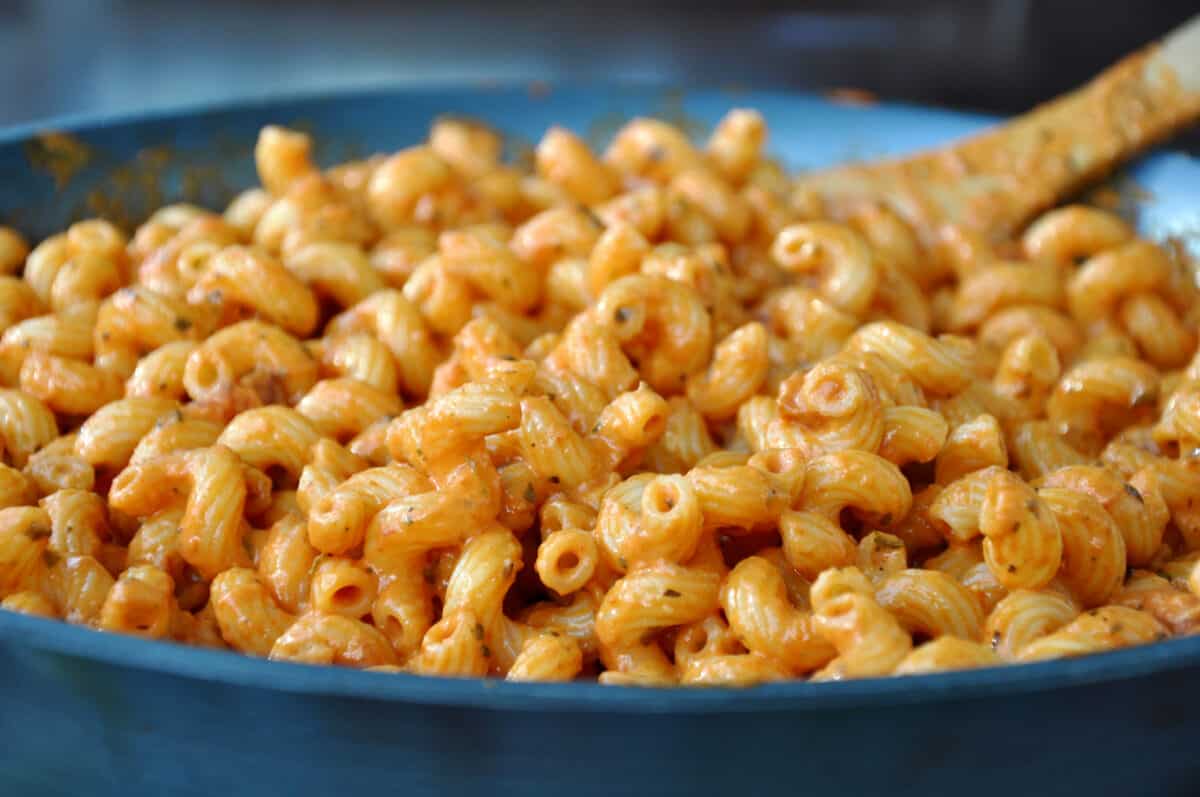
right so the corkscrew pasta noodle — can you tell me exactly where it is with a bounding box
[0,111,1196,686]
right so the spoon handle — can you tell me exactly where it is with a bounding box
[799,14,1200,242]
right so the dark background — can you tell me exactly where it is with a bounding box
[0,0,1196,126]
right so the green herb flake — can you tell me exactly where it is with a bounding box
[581,204,604,229]
[663,589,681,598]
[1124,483,1144,503]
[523,483,537,503]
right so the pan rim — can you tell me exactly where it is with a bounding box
[0,81,999,147]
[5,607,1200,713]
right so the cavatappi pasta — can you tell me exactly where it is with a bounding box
[0,112,1197,687]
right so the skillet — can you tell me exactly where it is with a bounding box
[0,85,1198,797]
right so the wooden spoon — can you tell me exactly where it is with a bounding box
[795,14,1200,243]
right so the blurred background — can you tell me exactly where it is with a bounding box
[0,0,1196,127]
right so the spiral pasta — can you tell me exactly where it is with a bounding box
[0,111,1195,687]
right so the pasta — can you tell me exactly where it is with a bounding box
[1,111,1197,687]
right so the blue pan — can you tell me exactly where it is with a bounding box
[1,87,1198,797]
